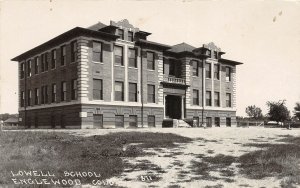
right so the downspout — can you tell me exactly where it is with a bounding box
[140,46,144,127]
[24,61,27,128]
[201,58,205,126]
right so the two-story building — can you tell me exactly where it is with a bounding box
[12,19,242,129]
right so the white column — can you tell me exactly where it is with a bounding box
[181,96,185,119]
[124,46,128,102]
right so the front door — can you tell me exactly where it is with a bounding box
[165,95,181,119]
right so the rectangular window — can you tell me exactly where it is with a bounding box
[93,79,103,100]
[215,117,220,127]
[206,117,212,127]
[20,62,25,79]
[93,114,103,128]
[193,89,199,105]
[71,79,77,100]
[214,92,220,107]
[148,115,155,127]
[129,115,137,127]
[226,67,231,82]
[34,88,39,105]
[147,52,155,70]
[213,51,218,59]
[92,41,102,62]
[61,82,66,101]
[52,84,56,103]
[51,49,56,69]
[147,84,155,103]
[41,54,45,72]
[115,81,124,101]
[128,48,137,68]
[192,60,199,76]
[129,83,137,102]
[193,116,199,127]
[128,31,134,42]
[45,85,48,104]
[226,93,232,107]
[226,117,231,127]
[27,90,31,106]
[61,45,66,66]
[115,115,124,128]
[34,57,39,74]
[206,91,212,106]
[21,91,25,107]
[45,52,49,71]
[207,50,211,57]
[114,45,123,66]
[117,29,124,40]
[71,41,77,62]
[41,86,44,104]
[205,63,211,78]
[27,60,31,77]
[214,64,220,80]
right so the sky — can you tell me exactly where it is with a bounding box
[0,0,300,116]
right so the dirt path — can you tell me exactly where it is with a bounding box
[70,127,300,188]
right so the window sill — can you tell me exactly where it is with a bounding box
[128,67,138,70]
[93,61,104,64]
[92,99,104,101]
[147,69,155,72]
[114,65,125,68]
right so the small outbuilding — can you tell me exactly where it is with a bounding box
[4,117,19,127]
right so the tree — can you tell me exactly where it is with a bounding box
[294,102,300,120]
[245,105,263,119]
[266,100,290,123]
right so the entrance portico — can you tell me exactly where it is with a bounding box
[164,95,185,119]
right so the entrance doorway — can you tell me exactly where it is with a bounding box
[165,95,182,119]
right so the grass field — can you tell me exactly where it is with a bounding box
[0,128,300,187]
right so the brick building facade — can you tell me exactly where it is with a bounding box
[12,19,242,129]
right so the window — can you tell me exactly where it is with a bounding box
[192,60,199,76]
[215,117,220,127]
[61,82,66,101]
[226,93,231,107]
[115,115,124,128]
[205,63,211,78]
[206,117,212,127]
[147,85,155,103]
[21,91,24,107]
[129,83,137,102]
[207,50,211,57]
[214,64,220,80]
[93,114,103,128]
[45,52,49,71]
[71,79,77,100]
[93,79,103,100]
[115,81,124,101]
[213,51,218,59]
[117,29,124,40]
[148,115,155,127]
[27,90,31,106]
[129,115,137,127]
[27,60,31,77]
[51,49,56,69]
[20,62,25,79]
[92,41,102,62]
[51,114,55,128]
[71,41,77,62]
[61,45,66,66]
[193,89,199,105]
[226,117,231,127]
[225,67,231,82]
[206,91,212,106]
[147,52,155,70]
[41,54,45,72]
[34,115,38,128]
[114,46,123,66]
[128,48,137,68]
[61,114,65,128]
[52,84,56,103]
[34,57,39,74]
[128,31,134,42]
[193,117,199,127]
[41,85,48,104]
[34,88,39,105]
[214,92,220,107]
